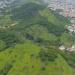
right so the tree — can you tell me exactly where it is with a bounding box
[0,40,6,51]
[39,47,57,62]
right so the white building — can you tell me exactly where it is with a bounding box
[59,45,66,51]
[66,24,75,33]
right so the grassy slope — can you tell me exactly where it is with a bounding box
[0,41,74,75]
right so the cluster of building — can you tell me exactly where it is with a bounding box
[66,24,75,33]
[48,0,75,18]
[60,9,75,18]
[59,45,75,52]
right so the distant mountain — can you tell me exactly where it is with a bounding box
[0,0,15,8]
[0,0,15,15]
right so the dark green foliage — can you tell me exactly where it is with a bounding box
[11,3,44,20]
[41,66,46,71]
[39,47,57,62]
[0,40,6,51]
[26,33,34,40]
[52,10,70,24]
[0,31,20,47]
[33,15,66,36]
[0,64,12,75]
[60,51,75,68]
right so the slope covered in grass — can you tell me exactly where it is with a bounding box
[0,41,74,75]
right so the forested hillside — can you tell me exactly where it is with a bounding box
[0,0,75,75]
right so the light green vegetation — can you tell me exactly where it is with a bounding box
[0,41,74,75]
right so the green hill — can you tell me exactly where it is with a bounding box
[0,1,75,75]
